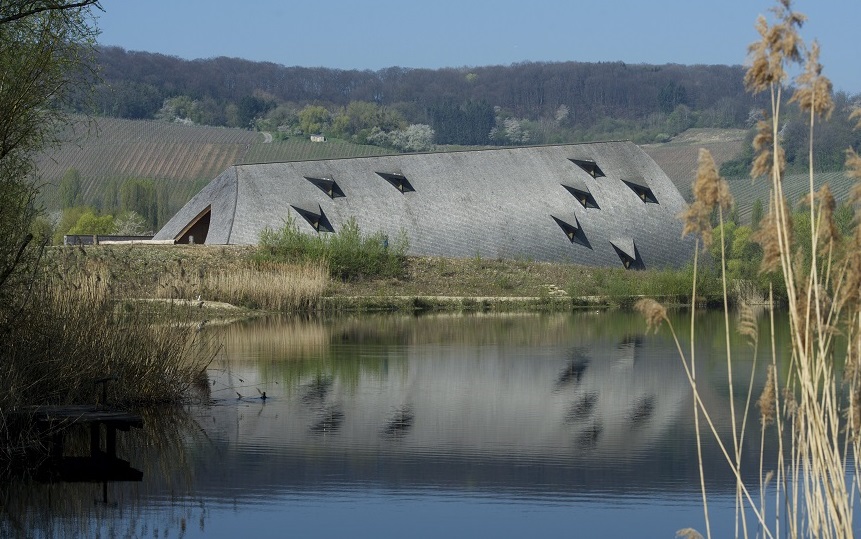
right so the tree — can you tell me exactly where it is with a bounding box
[113,210,148,235]
[0,1,100,306]
[658,81,689,114]
[53,206,89,244]
[428,99,495,145]
[750,198,763,229]
[119,178,158,230]
[67,210,114,235]
[237,95,273,128]
[396,124,435,152]
[100,178,119,211]
[58,168,82,207]
[298,105,330,135]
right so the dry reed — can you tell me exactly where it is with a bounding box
[202,262,328,312]
[0,251,217,462]
[638,2,861,537]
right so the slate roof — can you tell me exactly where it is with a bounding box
[154,141,696,268]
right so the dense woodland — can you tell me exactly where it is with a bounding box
[78,48,769,145]
[87,48,753,124]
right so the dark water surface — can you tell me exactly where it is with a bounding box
[3,310,791,538]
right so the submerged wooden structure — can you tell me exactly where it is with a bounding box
[25,404,144,484]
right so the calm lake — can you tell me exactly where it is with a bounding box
[3,309,794,538]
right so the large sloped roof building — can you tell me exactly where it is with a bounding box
[154,141,695,269]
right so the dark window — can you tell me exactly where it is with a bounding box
[609,238,643,270]
[175,205,211,244]
[290,204,334,233]
[304,176,345,199]
[561,184,599,209]
[621,177,658,204]
[569,158,605,178]
[551,215,592,249]
[376,172,415,193]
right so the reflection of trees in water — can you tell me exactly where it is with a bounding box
[217,311,666,400]
[1,311,793,536]
[0,408,207,538]
[199,311,784,494]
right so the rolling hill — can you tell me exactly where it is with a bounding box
[35,117,391,216]
[40,117,846,232]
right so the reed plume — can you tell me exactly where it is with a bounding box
[646,2,861,536]
[633,298,666,333]
[681,149,733,247]
[757,368,776,426]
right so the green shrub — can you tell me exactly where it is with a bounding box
[256,215,408,281]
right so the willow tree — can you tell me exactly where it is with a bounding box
[0,1,100,313]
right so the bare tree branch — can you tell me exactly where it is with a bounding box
[0,1,102,26]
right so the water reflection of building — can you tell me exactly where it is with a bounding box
[195,313,774,498]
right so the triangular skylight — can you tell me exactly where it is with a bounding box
[304,176,345,199]
[551,215,591,249]
[609,238,641,269]
[569,158,605,178]
[621,177,658,204]
[561,183,599,209]
[290,203,334,233]
[376,172,415,193]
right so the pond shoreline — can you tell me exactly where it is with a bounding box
[319,294,705,313]
[46,244,727,316]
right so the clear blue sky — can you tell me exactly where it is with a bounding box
[96,0,861,93]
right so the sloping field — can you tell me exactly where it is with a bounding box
[35,118,393,189]
[35,119,759,224]
[36,117,260,185]
[240,138,392,163]
[642,128,748,199]
[641,129,858,225]
[726,171,854,224]
[34,118,401,215]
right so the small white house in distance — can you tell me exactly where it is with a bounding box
[310,134,326,142]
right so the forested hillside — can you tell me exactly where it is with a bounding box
[83,47,764,145]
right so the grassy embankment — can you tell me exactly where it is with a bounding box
[48,241,725,316]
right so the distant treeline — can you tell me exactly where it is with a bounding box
[79,48,761,141]
[76,47,860,171]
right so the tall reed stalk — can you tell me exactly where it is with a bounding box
[638,1,861,536]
